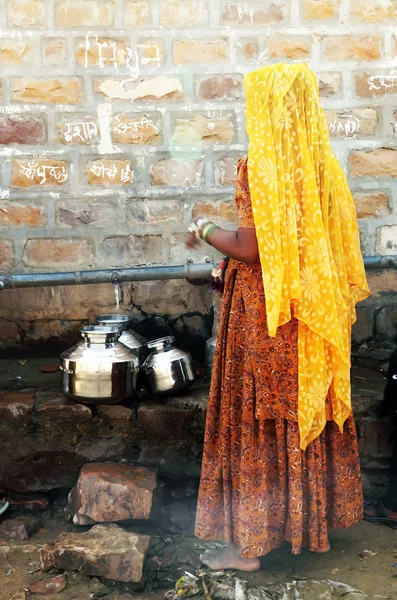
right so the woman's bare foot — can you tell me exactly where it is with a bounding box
[200,543,260,572]
[365,500,397,520]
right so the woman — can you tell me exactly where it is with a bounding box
[186,63,370,571]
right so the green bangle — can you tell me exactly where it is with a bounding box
[202,224,219,244]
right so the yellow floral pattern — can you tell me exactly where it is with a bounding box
[244,63,370,450]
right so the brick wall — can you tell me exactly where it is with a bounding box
[0,0,397,353]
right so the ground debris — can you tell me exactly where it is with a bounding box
[359,550,378,560]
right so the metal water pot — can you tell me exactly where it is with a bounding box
[142,336,195,395]
[95,314,147,365]
[205,335,217,379]
[60,325,139,404]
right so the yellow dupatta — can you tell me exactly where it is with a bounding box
[244,63,370,450]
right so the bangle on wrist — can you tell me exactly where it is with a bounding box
[202,223,219,244]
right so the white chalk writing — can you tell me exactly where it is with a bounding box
[114,116,153,141]
[368,75,397,91]
[19,162,67,185]
[328,115,360,137]
[90,161,118,180]
[121,163,133,183]
[63,121,98,144]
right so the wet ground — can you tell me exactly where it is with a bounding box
[0,508,396,600]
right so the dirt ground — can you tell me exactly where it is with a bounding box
[1,514,396,600]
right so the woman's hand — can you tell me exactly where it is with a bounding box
[185,231,201,249]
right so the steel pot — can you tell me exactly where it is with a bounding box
[205,335,217,379]
[95,314,147,365]
[142,336,195,395]
[60,325,139,404]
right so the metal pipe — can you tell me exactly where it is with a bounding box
[0,262,215,291]
[0,255,396,291]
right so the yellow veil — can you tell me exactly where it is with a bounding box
[244,63,370,450]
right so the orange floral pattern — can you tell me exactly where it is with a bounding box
[195,159,364,558]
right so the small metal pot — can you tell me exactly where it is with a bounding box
[95,314,147,365]
[142,336,195,396]
[60,325,139,405]
[205,335,217,379]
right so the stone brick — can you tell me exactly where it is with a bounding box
[150,158,203,187]
[214,156,238,186]
[196,74,244,101]
[0,239,14,269]
[170,233,221,264]
[304,0,337,20]
[192,199,236,223]
[353,191,391,219]
[68,463,157,524]
[55,0,115,27]
[326,108,379,139]
[7,0,47,28]
[35,391,92,424]
[355,71,397,98]
[130,280,211,317]
[95,76,183,102]
[349,148,397,178]
[42,38,68,66]
[357,417,393,459]
[40,524,150,583]
[350,0,397,23]
[137,39,164,67]
[172,114,234,144]
[56,200,119,228]
[352,308,374,343]
[0,115,46,145]
[86,159,133,186]
[0,203,46,227]
[159,0,208,27]
[12,159,68,188]
[126,199,183,226]
[323,35,381,61]
[75,38,131,68]
[376,307,397,340]
[101,234,164,266]
[56,115,99,146]
[268,37,311,59]
[123,0,151,28]
[0,39,32,63]
[0,516,42,541]
[236,38,259,63]
[23,238,94,269]
[0,319,19,348]
[173,39,229,65]
[11,78,83,104]
[366,270,397,298]
[376,225,397,255]
[317,72,342,97]
[222,0,288,26]
[112,114,161,145]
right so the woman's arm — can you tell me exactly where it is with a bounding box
[186,226,259,265]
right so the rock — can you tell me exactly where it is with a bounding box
[0,390,35,427]
[29,574,66,595]
[35,391,92,424]
[9,593,27,600]
[169,501,192,530]
[0,516,42,540]
[68,462,157,525]
[40,524,150,583]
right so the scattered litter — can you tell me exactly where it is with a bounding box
[0,546,15,575]
[235,579,247,600]
[331,568,339,576]
[175,572,201,597]
[359,549,378,560]
[18,360,27,366]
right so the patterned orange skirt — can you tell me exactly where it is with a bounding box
[195,261,363,558]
